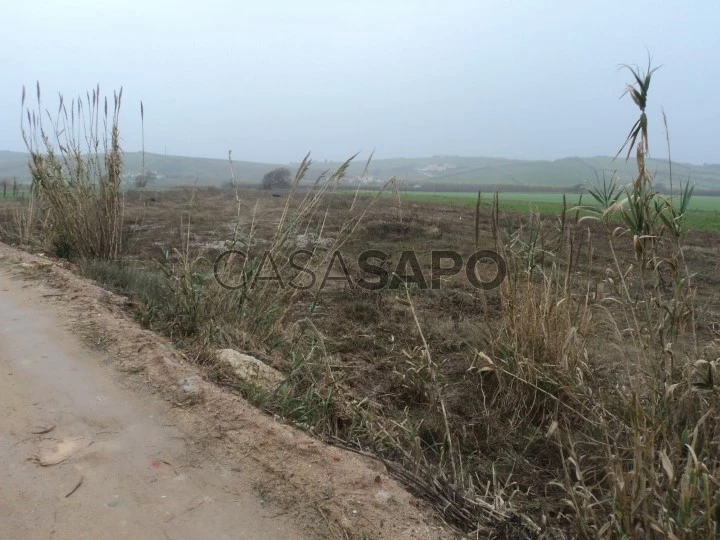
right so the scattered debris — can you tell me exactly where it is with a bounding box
[65,475,85,498]
[31,425,56,435]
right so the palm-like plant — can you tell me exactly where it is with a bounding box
[656,179,695,241]
[612,59,662,256]
[616,59,662,165]
[586,171,621,214]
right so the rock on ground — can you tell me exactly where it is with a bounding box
[216,349,284,390]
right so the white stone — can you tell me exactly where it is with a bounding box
[216,349,284,390]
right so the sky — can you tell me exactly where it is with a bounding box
[1,1,718,164]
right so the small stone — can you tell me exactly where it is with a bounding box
[374,490,393,505]
[163,356,178,368]
[294,233,335,249]
[175,376,203,404]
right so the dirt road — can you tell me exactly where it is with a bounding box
[0,269,302,539]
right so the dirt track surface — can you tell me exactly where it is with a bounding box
[0,269,303,539]
[0,244,449,540]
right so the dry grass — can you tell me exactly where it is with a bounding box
[17,83,124,260]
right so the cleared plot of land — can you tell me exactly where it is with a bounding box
[3,185,720,537]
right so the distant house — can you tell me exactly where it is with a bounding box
[347,174,382,185]
[417,163,457,174]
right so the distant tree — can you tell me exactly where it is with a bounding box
[134,170,158,189]
[262,167,291,190]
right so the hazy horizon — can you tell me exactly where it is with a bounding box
[2,1,718,165]
[4,148,718,169]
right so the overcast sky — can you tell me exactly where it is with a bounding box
[2,1,718,164]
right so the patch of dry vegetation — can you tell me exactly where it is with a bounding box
[15,84,124,260]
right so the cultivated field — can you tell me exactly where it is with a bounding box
[398,191,720,231]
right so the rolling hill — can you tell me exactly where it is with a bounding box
[1,150,718,192]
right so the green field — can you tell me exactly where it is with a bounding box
[400,191,720,232]
[0,192,28,201]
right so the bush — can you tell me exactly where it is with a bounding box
[261,167,291,190]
